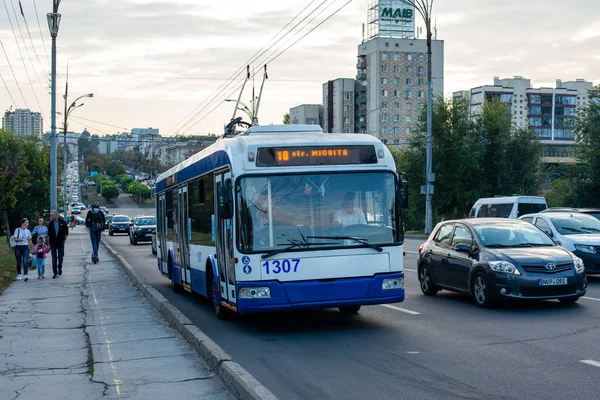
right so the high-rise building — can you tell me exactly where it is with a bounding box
[354,1,444,145]
[453,76,595,163]
[356,37,444,144]
[131,127,159,137]
[2,108,43,137]
[322,78,356,133]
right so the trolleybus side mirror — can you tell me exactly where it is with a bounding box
[398,173,409,209]
[217,184,233,219]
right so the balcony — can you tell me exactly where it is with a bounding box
[357,108,367,116]
[357,96,367,104]
[356,61,367,69]
[356,72,367,80]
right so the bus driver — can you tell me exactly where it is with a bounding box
[333,193,366,228]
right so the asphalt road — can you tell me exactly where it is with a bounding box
[98,200,600,400]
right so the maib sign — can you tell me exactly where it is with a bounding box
[378,0,415,38]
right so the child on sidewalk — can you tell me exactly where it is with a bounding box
[33,236,50,279]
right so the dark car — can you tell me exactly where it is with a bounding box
[541,207,600,220]
[417,218,587,308]
[129,216,156,245]
[108,215,131,236]
[104,215,113,229]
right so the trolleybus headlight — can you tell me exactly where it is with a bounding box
[382,278,404,290]
[239,287,271,299]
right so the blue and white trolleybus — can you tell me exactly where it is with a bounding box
[155,123,408,318]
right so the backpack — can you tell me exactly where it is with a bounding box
[91,211,104,231]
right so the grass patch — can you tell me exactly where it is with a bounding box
[0,240,15,295]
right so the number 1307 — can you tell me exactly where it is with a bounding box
[262,259,300,275]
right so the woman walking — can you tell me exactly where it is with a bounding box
[13,218,33,281]
[31,217,49,244]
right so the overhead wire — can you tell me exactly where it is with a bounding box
[2,0,46,121]
[31,0,49,64]
[17,0,49,75]
[167,0,327,136]
[0,37,29,107]
[181,0,355,135]
[0,70,18,106]
[8,0,47,84]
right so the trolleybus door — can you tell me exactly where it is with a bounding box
[215,171,236,306]
[178,186,191,288]
[158,193,168,275]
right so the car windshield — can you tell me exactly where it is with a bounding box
[236,172,400,253]
[136,217,156,226]
[550,215,600,235]
[474,222,555,247]
[112,216,130,223]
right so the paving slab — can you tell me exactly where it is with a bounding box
[0,228,232,400]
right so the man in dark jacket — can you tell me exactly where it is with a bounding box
[48,210,69,278]
[85,201,105,263]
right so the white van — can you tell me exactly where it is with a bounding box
[468,196,547,219]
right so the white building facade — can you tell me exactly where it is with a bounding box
[2,108,43,137]
[289,104,324,126]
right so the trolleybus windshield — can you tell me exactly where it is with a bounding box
[236,172,400,253]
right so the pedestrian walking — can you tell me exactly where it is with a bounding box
[31,217,49,244]
[85,201,105,264]
[12,218,33,281]
[32,236,50,279]
[48,210,69,279]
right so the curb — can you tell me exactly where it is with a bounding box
[103,241,278,400]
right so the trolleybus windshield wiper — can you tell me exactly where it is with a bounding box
[307,236,383,252]
[261,241,338,259]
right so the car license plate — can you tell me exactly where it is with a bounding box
[538,277,567,286]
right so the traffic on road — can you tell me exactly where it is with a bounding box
[88,192,600,400]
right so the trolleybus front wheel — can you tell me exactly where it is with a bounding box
[339,305,361,314]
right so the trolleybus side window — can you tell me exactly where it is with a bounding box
[189,174,215,246]
[166,191,174,242]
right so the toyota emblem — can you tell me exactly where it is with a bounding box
[545,263,557,271]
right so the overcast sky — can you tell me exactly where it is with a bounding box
[0,0,599,137]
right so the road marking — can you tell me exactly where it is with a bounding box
[406,351,420,354]
[582,296,600,302]
[405,251,419,255]
[405,268,417,272]
[580,360,600,368]
[380,304,421,315]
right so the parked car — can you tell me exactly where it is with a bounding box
[129,216,156,245]
[541,207,600,220]
[519,212,600,274]
[75,216,85,225]
[468,196,547,219]
[100,206,109,215]
[151,233,157,255]
[417,218,587,307]
[104,215,113,229]
[108,215,131,235]
[71,206,81,214]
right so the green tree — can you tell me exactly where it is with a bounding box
[393,96,544,231]
[283,112,290,124]
[0,130,50,238]
[573,85,600,205]
[101,183,120,204]
[105,160,126,178]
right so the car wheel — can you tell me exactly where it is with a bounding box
[339,305,361,314]
[419,265,438,296]
[558,296,579,305]
[473,272,494,308]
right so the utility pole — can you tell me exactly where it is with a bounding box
[47,2,61,211]
[402,0,435,234]
[62,63,68,216]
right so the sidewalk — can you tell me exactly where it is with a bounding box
[0,228,232,400]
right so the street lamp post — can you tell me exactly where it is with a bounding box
[47,3,61,211]
[402,0,435,234]
[62,91,93,215]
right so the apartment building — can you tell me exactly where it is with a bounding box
[289,104,324,126]
[2,108,43,137]
[322,78,356,133]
